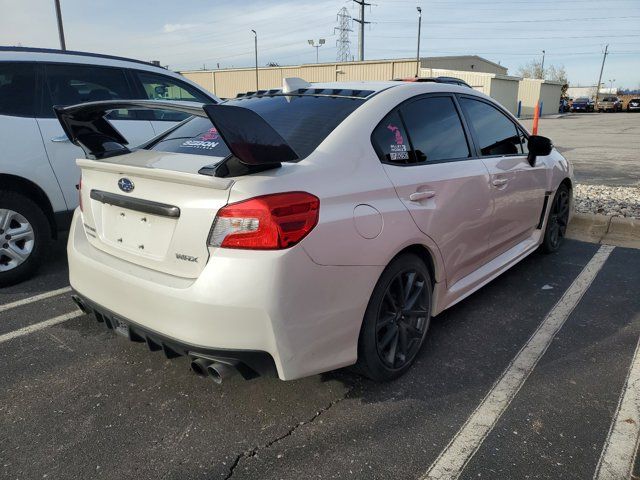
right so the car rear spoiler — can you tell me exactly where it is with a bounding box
[54,100,298,176]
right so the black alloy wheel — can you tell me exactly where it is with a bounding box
[542,184,570,253]
[376,269,429,369]
[356,253,432,381]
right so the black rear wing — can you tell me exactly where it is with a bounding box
[54,100,298,175]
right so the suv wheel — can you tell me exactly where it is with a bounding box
[0,191,51,287]
[355,253,432,382]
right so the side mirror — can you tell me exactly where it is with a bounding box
[527,135,553,166]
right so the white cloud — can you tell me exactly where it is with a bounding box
[162,23,199,33]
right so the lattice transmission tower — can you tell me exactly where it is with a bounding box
[335,7,353,62]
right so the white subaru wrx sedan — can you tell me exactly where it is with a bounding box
[60,78,573,383]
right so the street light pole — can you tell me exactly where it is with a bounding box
[415,7,422,77]
[54,0,66,50]
[251,30,258,91]
[540,50,545,79]
[308,39,326,63]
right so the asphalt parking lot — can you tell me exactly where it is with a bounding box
[521,112,640,187]
[1,235,639,480]
[2,111,640,480]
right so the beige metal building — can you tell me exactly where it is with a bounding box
[420,68,520,114]
[181,58,418,99]
[421,55,508,75]
[517,78,564,116]
[181,55,561,117]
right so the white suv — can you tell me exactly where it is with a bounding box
[0,47,219,285]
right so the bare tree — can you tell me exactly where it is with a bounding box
[518,59,569,97]
[517,59,567,83]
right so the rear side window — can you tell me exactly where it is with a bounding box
[0,62,37,117]
[459,97,522,156]
[400,96,470,163]
[371,110,412,164]
[42,64,134,118]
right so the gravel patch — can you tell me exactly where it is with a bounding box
[574,184,640,219]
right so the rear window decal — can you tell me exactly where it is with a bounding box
[179,140,220,150]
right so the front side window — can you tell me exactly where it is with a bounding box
[0,62,37,117]
[43,64,134,119]
[459,97,522,156]
[400,96,470,163]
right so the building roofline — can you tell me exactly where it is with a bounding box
[0,46,159,68]
[421,55,507,71]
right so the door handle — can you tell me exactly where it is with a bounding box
[492,178,509,187]
[409,191,436,202]
[51,135,71,143]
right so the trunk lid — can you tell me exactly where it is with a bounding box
[78,150,232,278]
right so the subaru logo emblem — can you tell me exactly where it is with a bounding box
[118,178,134,193]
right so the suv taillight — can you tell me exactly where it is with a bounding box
[208,192,320,250]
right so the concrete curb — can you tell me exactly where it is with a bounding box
[566,213,640,249]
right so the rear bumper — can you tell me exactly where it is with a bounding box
[72,293,276,379]
[67,210,381,380]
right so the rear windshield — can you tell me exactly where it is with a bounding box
[147,94,366,159]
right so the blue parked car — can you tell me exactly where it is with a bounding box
[571,97,594,112]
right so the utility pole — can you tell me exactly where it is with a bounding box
[352,0,370,61]
[594,44,608,106]
[54,0,66,50]
[540,50,545,79]
[308,39,326,63]
[251,30,258,91]
[415,7,422,77]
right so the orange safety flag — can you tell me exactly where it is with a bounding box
[532,101,540,135]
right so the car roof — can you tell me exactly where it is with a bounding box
[0,46,220,102]
[0,46,159,68]
[231,80,476,102]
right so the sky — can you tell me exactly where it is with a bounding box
[1,0,639,89]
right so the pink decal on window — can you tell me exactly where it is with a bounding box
[387,124,404,145]
[200,128,219,141]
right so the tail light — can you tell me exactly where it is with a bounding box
[208,192,319,250]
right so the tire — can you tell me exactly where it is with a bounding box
[541,184,570,254]
[355,253,432,382]
[0,191,51,287]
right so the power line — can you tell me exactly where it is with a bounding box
[335,7,353,62]
[352,0,371,61]
[375,15,640,25]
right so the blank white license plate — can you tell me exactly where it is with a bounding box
[100,204,175,258]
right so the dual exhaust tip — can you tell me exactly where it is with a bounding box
[190,357,238,384]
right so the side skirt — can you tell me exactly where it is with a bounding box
[432,232,543,315]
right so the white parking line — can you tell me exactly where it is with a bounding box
[422,244,615,480]
[0,310,84,344]
[594,334,640,480]
[0,286,72,313]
